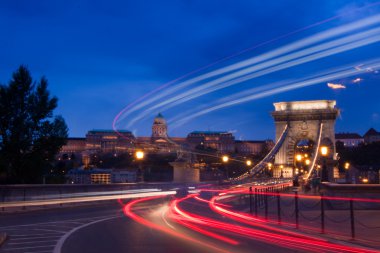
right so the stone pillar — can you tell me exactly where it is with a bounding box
[170,161,200,183]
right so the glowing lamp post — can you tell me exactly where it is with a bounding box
[344,162,350,183]
[246,160,252,174]
[135,150,145,182]
[320,146,329,182]
[321,146,328,156]
[222,155,229,180]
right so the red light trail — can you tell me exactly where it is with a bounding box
[119,188,380,253]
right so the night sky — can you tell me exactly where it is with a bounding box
[1,0,380,140]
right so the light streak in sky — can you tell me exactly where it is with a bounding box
[126,23,380,128]
[327,82,346,89]
[113,10,380,132]
[353,77,363,83]
[169,60,380,128]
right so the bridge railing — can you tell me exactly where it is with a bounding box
[306,122,323,180]
[234,124,289,182]
[214,183,380,246]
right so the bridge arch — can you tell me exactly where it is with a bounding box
[271,100,339,178]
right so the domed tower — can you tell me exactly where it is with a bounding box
[152,113,168,140]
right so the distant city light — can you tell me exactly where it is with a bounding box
[135,150,144,160]
[222,155,229,163]
[320,146,328,156]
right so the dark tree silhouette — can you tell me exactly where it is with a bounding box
[0,66,68,183]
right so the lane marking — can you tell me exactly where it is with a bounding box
[1,244,55,251]
[11,236,61,241]
[0,214,117,229]
[8,239,61,245]
[10,234,61,237]
[53,215,120,253]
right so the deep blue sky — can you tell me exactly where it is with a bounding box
[1,0,380,140]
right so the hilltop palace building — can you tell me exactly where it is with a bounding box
[60,113,272,161]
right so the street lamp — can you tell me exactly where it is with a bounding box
[135,150,144,160]
[246,160,252,166]
[344,162,350,183]
[320,146,329,182]
[135,150,145,182]
[222,155,229,179]
[296,154,303,162]
[320,146,328,156]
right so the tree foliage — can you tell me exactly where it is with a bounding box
[336,142,380,167]
[0,66,68,183]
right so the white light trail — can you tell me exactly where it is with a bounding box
[353,77,363,83]
[129,30,380,127]
[169,60,380,127]
[0,190,176,208]
[114,14,380,127]
[327,82,346,89]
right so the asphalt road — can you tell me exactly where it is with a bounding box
[0,202,122,253]
[0,198,297,253]
[58,198,295,253]
[1,192,378,253]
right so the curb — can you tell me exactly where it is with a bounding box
[0,232,7,247]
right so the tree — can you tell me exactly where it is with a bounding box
[0,65,68,183]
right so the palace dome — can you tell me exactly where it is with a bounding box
[153,113,166,125]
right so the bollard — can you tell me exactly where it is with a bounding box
[277,190,281,224]
[265,188,268,220]
[23,187,26,210]
[321,193,325,234]
[59,188,62,207]
[350,199,355,240]
[249,187,252,214]
[254,188,258,217]
[295,191,299,229]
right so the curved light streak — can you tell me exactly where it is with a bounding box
[171,193,379,253]
[170,59,380,128]
[121,195,231,253]
[127,26,380,127]
[113,13,380,131]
